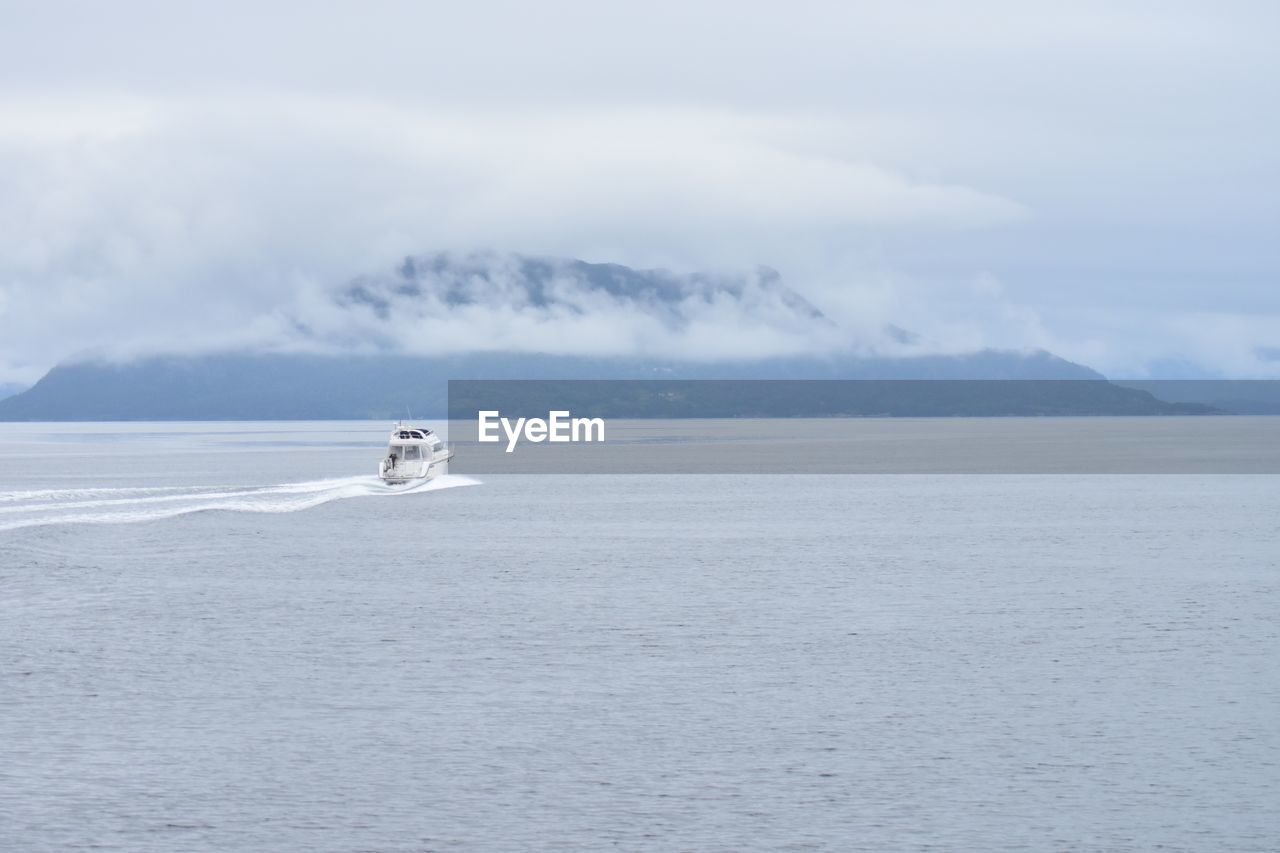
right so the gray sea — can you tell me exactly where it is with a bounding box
[1,421,1277,851]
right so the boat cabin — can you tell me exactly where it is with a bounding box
[380,423,449,483]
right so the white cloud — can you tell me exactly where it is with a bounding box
[0,97,1026,378]
[0,1,1276,381]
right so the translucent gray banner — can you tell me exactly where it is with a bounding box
[445,380,1280,474]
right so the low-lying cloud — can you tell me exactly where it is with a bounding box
[0,98,1035,380]
[1,0,1277,384]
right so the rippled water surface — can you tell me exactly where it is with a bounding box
[2,422,1278,851]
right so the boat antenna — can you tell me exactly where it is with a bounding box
[406,406,413,422]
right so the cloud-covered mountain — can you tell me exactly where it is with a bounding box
[292,251,847,360]
[0,252,1119,420]
[3,7,1277,383]
[346,253,826,323]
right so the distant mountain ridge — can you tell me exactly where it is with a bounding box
[0,350,1187,421]
[340,252,828,328]
[0,251,1169,421]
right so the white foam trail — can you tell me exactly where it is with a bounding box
[0,486,201,503]
[0,475,480,532]
[0,486,281,515]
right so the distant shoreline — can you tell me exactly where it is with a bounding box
[2,412,1278,425]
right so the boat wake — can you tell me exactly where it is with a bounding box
[0,475,480,532]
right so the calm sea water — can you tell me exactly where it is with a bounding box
[1,422,1277,851]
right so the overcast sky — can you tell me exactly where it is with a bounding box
[1,0,1276,381]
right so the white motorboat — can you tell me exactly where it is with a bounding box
[379,423,453,484]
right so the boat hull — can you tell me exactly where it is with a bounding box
[378,457,450,485]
